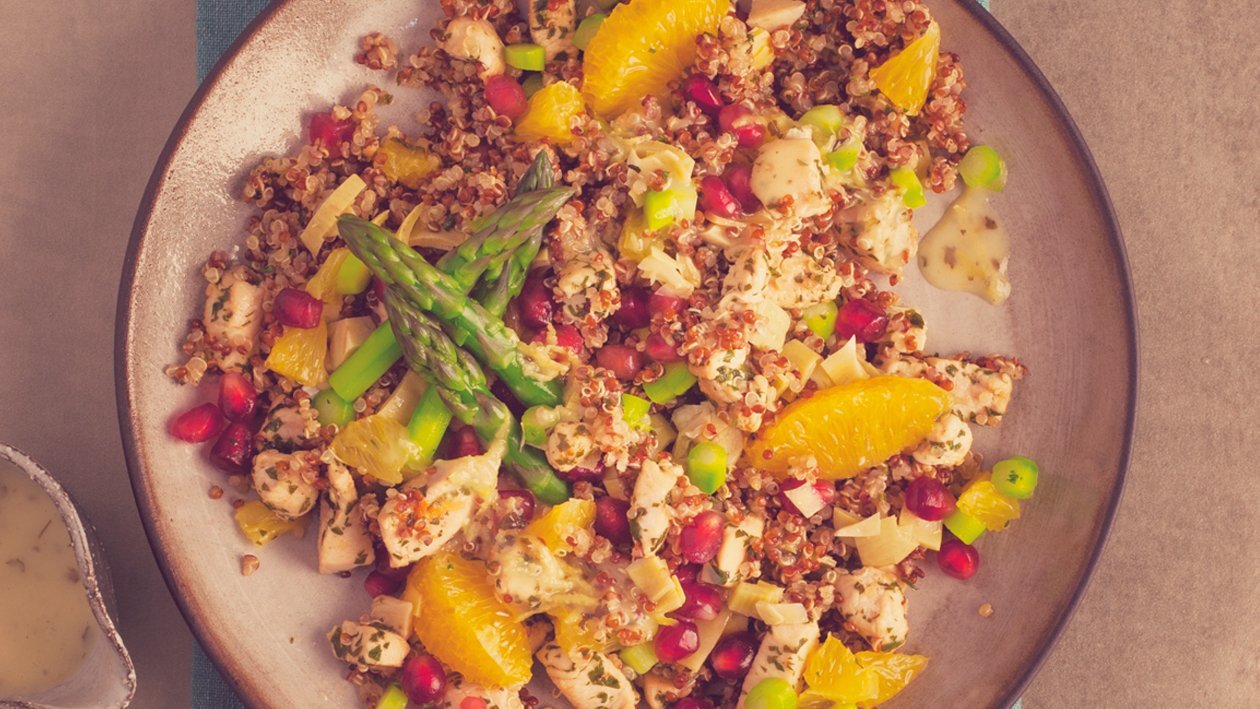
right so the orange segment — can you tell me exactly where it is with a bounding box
[582,0,729,117]
[525,498,595,554]
[408,551,533,688]
[956,473,1021,531]
[802,635,879,704]
[870,21,940,115]
[746,376,950,479]
[514,81,586,145]
[265,320,328,387]
[329,414,414,485]
[855,651,929,708]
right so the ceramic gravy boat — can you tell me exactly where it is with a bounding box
[0,444,136,709]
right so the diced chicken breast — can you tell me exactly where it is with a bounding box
[747,0,806,31]
[202,272,261,371]
[546,420,600,472]
[750,134,828,216]
[318,460,374,574]
[885,356,1016,426]
[442,17,506,79]
[528,0,577,60]
[912,412,973,467]
[327,620,409,669]
[738,621,820,707]
[440,674,527,709]
[766,253,845,310]
[490,534,578,613]
[629,458,684,555]
[258,404,318,452]
[835,566,909,651]
[707,514,764,586]
[844,190,919,275]
[251,449,319,520]
[537,642,637,709]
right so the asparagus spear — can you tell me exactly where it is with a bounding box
[473,229,544,318]
[517,150,556,192]
[383,289,569,503]
[339,215,564,408]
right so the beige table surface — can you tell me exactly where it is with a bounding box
[0,1,1249,707]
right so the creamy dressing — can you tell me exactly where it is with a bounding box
[0,461,97,697]
[917,187,1011,304]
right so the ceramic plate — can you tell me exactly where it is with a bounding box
[117,2,1136,706]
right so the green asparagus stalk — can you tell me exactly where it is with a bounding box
[517,151,556,192]
[339,215,563,408]
[473,230,544,318]
[383,289,569,503]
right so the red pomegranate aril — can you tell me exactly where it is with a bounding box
[679,510,724,564]
[169,402,225,443]
[904,476,956,521]
[373,543,410,578]
[645,334,683,363]
[209,422,254,473]
[675,580,723,621]
[698,175,742,218]
[499,488,537,528]
[654,619,700,663]
[400,653,447,704]
[273,288,324,329]
[308,111,354,148]
[363,569,403,598]
[550,324,584,353]
[835,298,889,343]
[594,496,632,547]
[683,74,725,116]
[708,632,756,680]
[484,75,529,120]
[218,372,258,423]
[675,564,703,582]
[718,104,765,148]
[449,427,483,458]
[723,162,762,213]
[672,699,715,709]
[648,292,686,320]
[372,277,387,303]
[938,539,980,580]
[490,378,526,418]
[778,478,838,517]
[557,465,603,484]
[516,270,554,330]
[613,286,652,329]
[595,345,644,381]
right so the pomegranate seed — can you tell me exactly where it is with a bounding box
[308,111,354,148]
[557,465,603,484]
[679,511,724,564]
[708,632,756,680]
[400,653,447,704]
[593,496,632,547]
[484,75,529,120]
[649,292,686,320]
[613,286,651,329]
[683,74,725,116]
[218,372,258,423]
[645,334,683,363]
[595,345,644,381]
[672,699,715,709]
[723,163,762,212]
[835,298,889,343]
[516,270,554,330]
[698,175,742,218]
[546,324,584,353]
[169,403,225,443]
[363,569,403,598]
[209,422,253,473]
[675,564,703,582]
[490,378,526,418]
[447,427,483,458]
[499,489,537,528]
[718,104,765,148]
[904,477,956,521]
[273,288,323,329]
[938,539,980,580]
[675,580,723,621]
[778,478,838,517]
[372,277,387,302]
[373,544,410,578]
[654,619,700,662]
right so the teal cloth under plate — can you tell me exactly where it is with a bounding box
[190,0,1002,707]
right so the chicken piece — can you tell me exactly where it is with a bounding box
[835,566,910,651]
[489,534,583,614]
[747,0,806,31]
[442,17,506,79]
[327,620,409,669]
[545,420,600,472]
[202,270,261,371]
[843,190,918,275]
[912,412,973,467]
[750,133,828,217]
[376,441,502,567]
[738,621,819,707]
[671,403,746,466]
[537,642,637,709]
[317,460,374,574]
[884,356,1016,426]
[527,0,577,60]
[369,595,414,638]
[705,514,764,587]
[766,252,846,310]
[875,306,927,365]
[629,458,685,555]
[258,404,318,452]
[251,449,319,520]
[440,674,526,709]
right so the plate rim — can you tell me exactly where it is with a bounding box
[114,1,1138,706]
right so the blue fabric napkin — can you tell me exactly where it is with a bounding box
[190,1,999,706]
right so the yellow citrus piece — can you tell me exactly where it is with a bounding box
[855,651,929,708]
[265,320,328,387]
[956,473,1021,531]
[233,500,308,547]
[304,247,351,302]
[803,635,880,704]
[746,376,950,479]
[581,0,729,117]
[408,551,533,688]
[526,498,595,554]
[552,611,616,655]
[870,21,940,116]
[514,81,586,145]
[329,414,414,485]
[377,137,440,189]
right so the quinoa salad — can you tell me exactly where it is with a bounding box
[165,0,1035,707]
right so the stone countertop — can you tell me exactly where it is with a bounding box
[0,1,1247,706]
